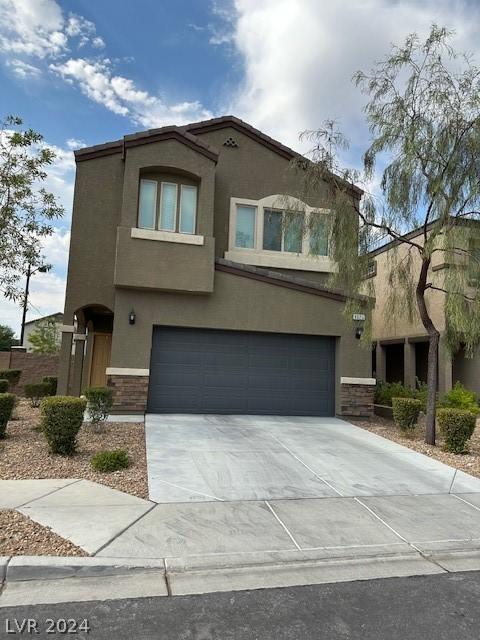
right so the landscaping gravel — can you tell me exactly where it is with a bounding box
[351,414,480,478]
[0,510,87,556]
[0,399,148,499]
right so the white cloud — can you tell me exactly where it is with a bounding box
[50,57,213,127]
[66,138,85,150]
[229,0,480,158]
[0,0,106,61]
[0,239,68,336]
[6,58,41,78]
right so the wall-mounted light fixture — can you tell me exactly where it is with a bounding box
[129,310,136,325]
[353,312,366,340]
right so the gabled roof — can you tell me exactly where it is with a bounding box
[75,125,219,163]
[73,115,363,195]
[24,312,64,326]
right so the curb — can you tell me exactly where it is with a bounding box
[3,556,165,583]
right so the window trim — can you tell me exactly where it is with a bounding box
[227,195,334,272]
[158,181,179,232]
[179,184,198,235]
[138,179,158,230]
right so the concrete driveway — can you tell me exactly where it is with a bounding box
[145,414,480,502]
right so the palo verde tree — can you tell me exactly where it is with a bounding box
[0,116,63,300]
[294,26,480,445]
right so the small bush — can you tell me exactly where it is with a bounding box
[375,381,415,407]
[392,397,422,431]
[24,382,51,408]
[84,386,113,426]
[91,449,130,472]
[0,379,8,393]
[42,376,58,396]
[439,382,479,416]
[437,408,477,453]
[40,396,87,455]
[0,369,21,388]
[0,393,16,438]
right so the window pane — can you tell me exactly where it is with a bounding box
[263,209,282,251]
[310,217,328,256]
[138,180,156,229]
[235,205,256,248]
[159,183,177,231]
[284,212,303,253]
[179,185,197,234]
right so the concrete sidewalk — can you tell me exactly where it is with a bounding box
[2,416,480,603]
[2,478,480,603]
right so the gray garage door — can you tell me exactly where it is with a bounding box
[147,327,335,416]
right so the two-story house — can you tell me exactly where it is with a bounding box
[370,220,480,395]
[57,116,374,417]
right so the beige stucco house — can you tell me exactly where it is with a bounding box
[369,221,480,395]
[57,116,374,417]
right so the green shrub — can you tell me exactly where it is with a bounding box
[375,381,415,407]
[437,408,477,453]
[0,379,8,393]
[40,396,87,455]
[0,369,21,388]
[24,382,51,408]
[392,397,422,431]
[42,376,58,396]
[91,449,130,472]
[84,386,113,426]
[0,393,16,438]
[439,382,479,415]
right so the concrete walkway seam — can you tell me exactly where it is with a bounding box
[264,501,302,550]
[92,502,158,556]
[15,479,82,509]
[452,493,480,512]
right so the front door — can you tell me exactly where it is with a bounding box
[89,333,112,387]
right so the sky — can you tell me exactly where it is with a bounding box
[0,0,479,335]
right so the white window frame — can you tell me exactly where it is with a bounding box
[158,181,179,232]
[179,184,198,235]
[226,194,335,273]
[138,179,158,230]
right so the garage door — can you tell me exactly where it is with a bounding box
[147,327,335,416]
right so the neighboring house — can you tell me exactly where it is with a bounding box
[57,115,373,417]
[23,312,63,352]
[369,221,480,395]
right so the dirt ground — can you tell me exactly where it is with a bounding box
[351,413,480,479]
[0,398,148,498]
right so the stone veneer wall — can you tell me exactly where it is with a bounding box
[340,383,375,418]
[107,374,149,413]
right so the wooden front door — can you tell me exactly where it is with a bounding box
[89,333,112,387]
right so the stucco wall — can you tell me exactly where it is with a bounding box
[370,233,447,340]
[111,270,371,414]
[64,153,124,318]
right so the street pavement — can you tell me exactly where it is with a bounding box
[1,570,479,639]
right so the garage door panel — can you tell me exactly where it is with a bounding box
[148,327,335,416]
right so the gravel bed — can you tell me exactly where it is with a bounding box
[350,414,480,478]
[0,399,148,499]
[0,510,87,556]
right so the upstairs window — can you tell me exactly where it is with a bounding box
[263,209,303,253]
[138,180,157,230]
[138,179,198,234]
[235,205,256,248]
